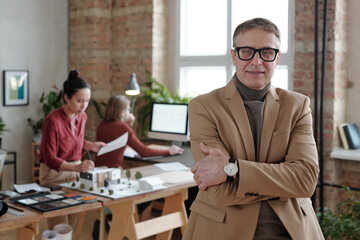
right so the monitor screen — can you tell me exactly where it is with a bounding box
[148,102,189,142]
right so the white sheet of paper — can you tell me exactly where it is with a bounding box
[153,170,194,184]
[124,145,139,158]
[97,132,128,156]
[154,162,189,171]
[14,183,43,194]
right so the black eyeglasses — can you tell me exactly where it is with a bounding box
[233,47,279,62]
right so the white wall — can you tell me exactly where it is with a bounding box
[347,0,360,124]
[0,0,68,189]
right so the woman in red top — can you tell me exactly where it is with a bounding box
[39,70,105,229]
[96,95,183,167]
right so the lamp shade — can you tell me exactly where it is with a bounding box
[125,73,140,96]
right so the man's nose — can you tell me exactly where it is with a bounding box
[251,52,263,65]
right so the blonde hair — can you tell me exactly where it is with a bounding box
[104,95,130,122]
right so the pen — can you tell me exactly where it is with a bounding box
[8,208,24,216]
[8,205,24,212]
[87,150,94,171]
[87,150,92,161]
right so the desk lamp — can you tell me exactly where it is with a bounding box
[125,73,140,112]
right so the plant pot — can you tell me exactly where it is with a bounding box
[33,133,42,143]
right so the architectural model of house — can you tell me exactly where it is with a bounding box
[79,167,121,189]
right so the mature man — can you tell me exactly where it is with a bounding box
[184,18,324,240]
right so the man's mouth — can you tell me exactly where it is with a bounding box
[247,70,264,75]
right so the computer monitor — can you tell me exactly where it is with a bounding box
[148,102,189,142]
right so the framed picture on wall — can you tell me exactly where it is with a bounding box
[2,70,29,106]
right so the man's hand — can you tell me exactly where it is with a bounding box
[191,143,228,191]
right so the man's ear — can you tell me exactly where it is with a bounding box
[275,51,281,66]
[231,49,237,64]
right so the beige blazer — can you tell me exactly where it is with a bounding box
[183,79,324,240]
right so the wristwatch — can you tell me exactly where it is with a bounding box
[224,158,238,182]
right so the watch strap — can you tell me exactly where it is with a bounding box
[226,158,237,182]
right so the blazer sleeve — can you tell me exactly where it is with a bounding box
[189,98,277,206]
[236,97,319,199]
[189,95,319,207]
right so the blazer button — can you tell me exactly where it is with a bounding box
[269,197,280,201]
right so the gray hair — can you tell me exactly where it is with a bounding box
[233,18,281,47]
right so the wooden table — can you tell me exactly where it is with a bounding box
[0,153,196,240]
[100,164,196,240]
[0,189,103,240]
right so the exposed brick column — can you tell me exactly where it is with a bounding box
[69,0,113,139]
[112,0,154,89]
[69,0,167,140]
[293,0,348,209]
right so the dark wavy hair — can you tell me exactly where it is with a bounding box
[63,69,90,101]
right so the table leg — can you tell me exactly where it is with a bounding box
[74,211,87,240]
[155,192,188,240]
[16,222,39,240]
[99,207,105,240]
[107,200,137,240]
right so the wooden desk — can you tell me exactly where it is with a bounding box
[0,189,103,240]
[101,164,196,240]
[124,145,194,168]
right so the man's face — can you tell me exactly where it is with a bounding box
[231,28,280,90]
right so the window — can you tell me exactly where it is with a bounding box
[168,0,293,96]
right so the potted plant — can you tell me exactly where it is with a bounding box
[135,74,193,139]
[0,116,9,149]
[27,85,63,141]
[318,186,360,239]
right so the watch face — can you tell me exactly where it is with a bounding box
[224,163,238,176]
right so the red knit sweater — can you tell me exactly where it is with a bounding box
[95,120,169,167]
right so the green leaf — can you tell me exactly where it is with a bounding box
[135,171,142,180]
[126,169,131,179]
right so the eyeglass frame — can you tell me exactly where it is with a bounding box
[233,46,280,62]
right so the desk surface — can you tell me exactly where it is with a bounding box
[0,163,196,238]
[0,189,102,231]
[89,163,196,206]
[125,145,194,168]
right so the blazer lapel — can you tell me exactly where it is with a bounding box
[225,80,256,161]
[259,86,279,162]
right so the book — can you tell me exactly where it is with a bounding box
[338,123,349,149]
[343,123,360,149]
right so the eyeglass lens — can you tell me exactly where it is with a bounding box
[237,47,277,62]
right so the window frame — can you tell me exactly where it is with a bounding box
[167,0,294,95]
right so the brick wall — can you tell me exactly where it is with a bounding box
[294,0,352,209]
[69,0,168,140]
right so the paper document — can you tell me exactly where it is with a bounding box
[154,162,189,171]
[153,170,194,184]
[14,183,43,194]
[124,145,140,158]
[97,132,128,156]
